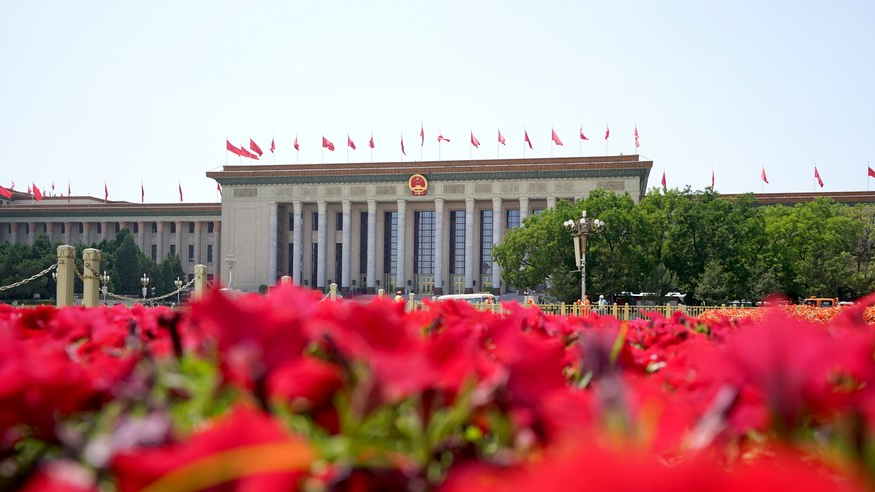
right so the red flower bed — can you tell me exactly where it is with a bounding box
[2,288,875,491]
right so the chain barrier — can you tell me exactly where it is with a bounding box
[0,263,58,292]
[103,278,196,304]
[318,292,330,302]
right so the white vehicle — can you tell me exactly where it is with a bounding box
[435,293,497,305]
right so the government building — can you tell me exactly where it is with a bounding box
[207,155,652,294]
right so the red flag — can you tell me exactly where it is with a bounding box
[217,182,223,196]
[270,137,275,153]
[579,127,588,140]
[11,180,15,190]
[104,182,108,203]
[33,184,43,200]
[437,133,450,143]
[250,138,263,156]
[814,166,823,188]
[27,184,31,194]
[0,185,11,199]
[660,171,666,191]
[524,130,533,149]
[869,166,875,179]
[401,135,407,156]
[471,131,481,148]
[348,135,356,150]
[51,181,55,191]
[322,136,335,151]
[369,134,375,149]
[179,182,184,202]
[605,125,610,140]
[239,145,258,159]
[420,124,425,147]
[226,139,243,156]
[711,169,715,190]
[551,128,563,146]
[141,182,145,203]
[498,130,506,146]
[634,125,640,148]
[294,136,300,151]
[761,167,769,184]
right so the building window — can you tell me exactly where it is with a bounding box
[188,245,194,262]
[115,223,120,233]
[335,243,343,286]
[383,211,397,274]
[480,210,493,275]
[207,244,213,263]
[336,212,343,231]
[311,212,318,231]
[207,222,214,233]
[289,212,295,231]
[533,209,544,217]
[60,223,66,234]
[151,244,157,261]
[507,209,521,229]
[97,223,103,234]
[170,244,176,257]
[414,211,435,274]
[133,223,139,233]
[78,223,83,233]
[151,222,158,233]
[449,211,465,274]
[288,243,295,278]
[359,211,368,278]
[170,222,176,233]
[311,243,319,287]
[189,222,195,233]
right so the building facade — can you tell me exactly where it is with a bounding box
[207,155,653,294]
[0,194,222,281]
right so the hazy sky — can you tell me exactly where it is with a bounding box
[2,1,873,203]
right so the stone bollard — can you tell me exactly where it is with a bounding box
[56,245,75,308]
[82,248,101,308]
[329,283,338,300]
[377,288,385,299]
[407,292,416,311]
[280,275,292,285]
[194,264,207,300]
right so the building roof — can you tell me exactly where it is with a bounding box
[721,191,875,206]
[0,196,220,220]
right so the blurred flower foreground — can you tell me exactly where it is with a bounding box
[4,286,875,492]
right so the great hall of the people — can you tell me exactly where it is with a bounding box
[2,154,874,295]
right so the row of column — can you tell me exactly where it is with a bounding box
[5,220,218,266]
[288,197,540,293]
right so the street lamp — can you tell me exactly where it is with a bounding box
[174,276,183,305]
[100,271,110,304]
[140,273,150,300]
[226,252,237,290]
[564,210,604,303]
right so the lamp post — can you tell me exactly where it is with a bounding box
[226,252,237,290]
[174,277,183,305]
[140,273,150,300]
[563,210,604,302]
[100,271,110,304]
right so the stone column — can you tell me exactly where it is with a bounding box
[492,197,503,293]
[546,196,557,209]
[213,221,222,284]
[10,223,18,244]
[193,221,203,265]
[341,200,351,291]
[82,222,91,246]
[27,222,36,244]
[194,264,207,300]
[56,245,75,307]
[156,221,165,261]
[520,197,530,223]
[101,221,109,242]
[175,221,183,258]
[269,202,278,285]
[464,197,475,293]
[292,201,303,285]
[137,221,147,253]
[396,199,406,292]
[316,200,327,290]
[434,198,444,295]
[82,248,101,308]
[367,199,377,293]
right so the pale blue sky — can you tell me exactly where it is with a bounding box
[1,1,873,203]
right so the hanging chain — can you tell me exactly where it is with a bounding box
[0,263,57,292]
[104,277,196,304]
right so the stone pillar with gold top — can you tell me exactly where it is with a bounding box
[82,248,101,307]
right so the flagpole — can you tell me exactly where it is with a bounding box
[225,137,228,166]
[497,129,500,159]
[272,135,275,165]
[420,120,423,162]
[579,125,582,157]
[469,129,472,160]
[523,128,526,159]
